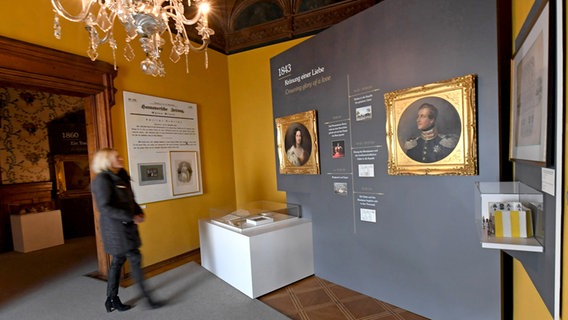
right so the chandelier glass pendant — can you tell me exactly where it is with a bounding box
[51,0,215,77]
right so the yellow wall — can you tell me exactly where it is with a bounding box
[227,40,307,205]
[511,1,555,319]
[0,2,235,266]
[564,2,568,320]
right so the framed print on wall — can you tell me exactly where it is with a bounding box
[384,74,477,175]
[275,110,320,174]
[137,162,167,186]
[510,2,549,165]
[170,151,201,195]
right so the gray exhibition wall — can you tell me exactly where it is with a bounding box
[271,0,503,319]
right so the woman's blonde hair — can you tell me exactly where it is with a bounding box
[91,148,117,174]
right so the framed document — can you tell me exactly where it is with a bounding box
[509,2,550,165]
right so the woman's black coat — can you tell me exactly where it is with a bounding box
[91,169,143,255]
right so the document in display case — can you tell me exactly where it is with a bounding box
[209,200,300,233]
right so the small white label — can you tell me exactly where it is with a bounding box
[541,168,555,196]
[360,208,376,223]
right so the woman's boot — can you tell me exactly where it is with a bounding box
[105,296,132,312]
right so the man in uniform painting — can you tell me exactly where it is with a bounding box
[404,103,458,163]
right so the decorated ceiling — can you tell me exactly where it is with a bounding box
[188,0,381,53]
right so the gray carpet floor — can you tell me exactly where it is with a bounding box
[0,238,289,320]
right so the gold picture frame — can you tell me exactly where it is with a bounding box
[54,154,91,198]
[276,110,320,174]
[384,74,477,175]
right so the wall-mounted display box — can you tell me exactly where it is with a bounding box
[475,182,544,252]
[199,201,313,298]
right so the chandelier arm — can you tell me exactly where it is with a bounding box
[88,26,113,46]
[163,24,184,50]
[168,25,208,52]
[162,9,203,26]
[51,0,95,22]
[187,38,210,52]
[100,10,118,31]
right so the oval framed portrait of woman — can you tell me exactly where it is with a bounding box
[275,110,320,174]
[284,123,312,166]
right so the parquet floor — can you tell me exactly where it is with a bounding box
[259,276,429,320]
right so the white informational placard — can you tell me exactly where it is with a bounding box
[541,167,555,196]
[123,91,203,204]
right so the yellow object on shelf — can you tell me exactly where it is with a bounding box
[493,209,533,238]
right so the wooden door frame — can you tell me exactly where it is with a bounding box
[0,36,117,277]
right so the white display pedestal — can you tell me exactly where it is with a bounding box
[199,218,314,298]
[10,210,65,253]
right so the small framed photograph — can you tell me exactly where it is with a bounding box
[384,74,477,175]
[138,163,166,186]
[355,105,372,121]
[510,2,550,165]
[333,182,348,195]
[275,110,320,174]
[170,151,201,195]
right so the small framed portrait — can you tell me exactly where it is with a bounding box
[138,163,166,186]
[275,110,320,174]
[332,140,345,158]
[170,151,201,195]
[54,154,91,198]
[384,74,477,175]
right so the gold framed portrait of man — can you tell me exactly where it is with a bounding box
[384,74,478,175]
[275,110,320,175]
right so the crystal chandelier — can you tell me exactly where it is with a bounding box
[51,0,215,77]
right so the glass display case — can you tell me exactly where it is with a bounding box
[200,200,313,297]
[474,181,544,252]
[210,201,300,232]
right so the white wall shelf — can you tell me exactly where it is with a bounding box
[475,181,544,252]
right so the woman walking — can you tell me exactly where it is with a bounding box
[91,148,162,312]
